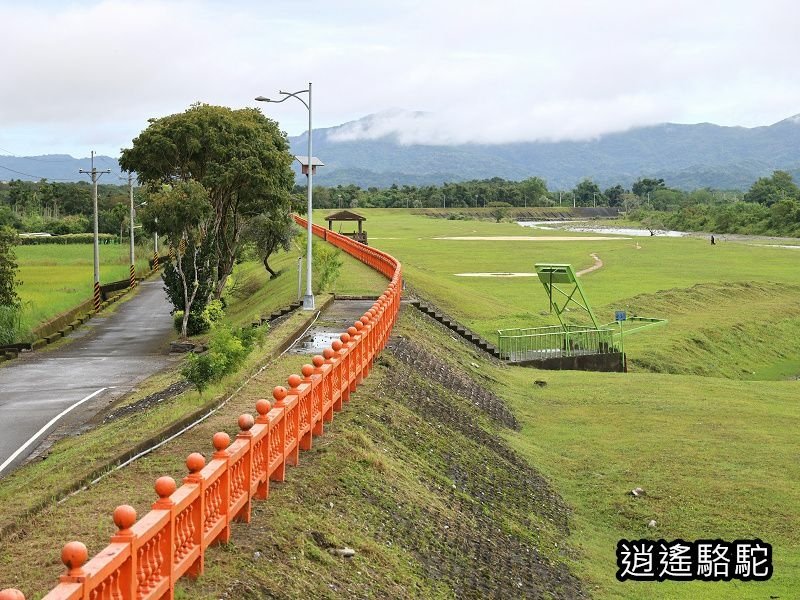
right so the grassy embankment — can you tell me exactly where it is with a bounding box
[2,306,795,599]
[2,211,798,598]
[0,238,386,538]
[407,309,800,599]
[317,209,800,379]
[316,209,800,597]
[15,244,152,334]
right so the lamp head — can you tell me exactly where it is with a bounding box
[254,96,271,102]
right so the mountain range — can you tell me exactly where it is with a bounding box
[3,113,799,191]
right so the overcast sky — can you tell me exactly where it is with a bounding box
[1,0,799,158]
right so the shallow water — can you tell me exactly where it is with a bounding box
[518,221,688,237]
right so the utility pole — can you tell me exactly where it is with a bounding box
[126,172,136,289]
[559,191,562,206]
[79,151,111,312]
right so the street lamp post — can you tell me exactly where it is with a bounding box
[79,151,110,312]
[256,83,316,310]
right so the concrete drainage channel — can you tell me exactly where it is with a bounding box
[285,297,378,355]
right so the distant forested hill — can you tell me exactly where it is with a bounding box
[3,114,799,190]
[0,154,123,183]
[288,113,800,190]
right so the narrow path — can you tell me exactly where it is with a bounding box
[0,279,176,477]
[576,252,603,276]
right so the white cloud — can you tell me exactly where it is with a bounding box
[0,0,799,155]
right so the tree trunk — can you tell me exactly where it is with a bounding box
[263,255,277,279]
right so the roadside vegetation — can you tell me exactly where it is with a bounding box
[0,241,385,539]
[12,243,151,336]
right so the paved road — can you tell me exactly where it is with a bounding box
[0,279,176,477]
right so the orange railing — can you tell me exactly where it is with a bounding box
[0,216,401,600]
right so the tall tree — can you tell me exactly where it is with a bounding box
[243,208,297,279]
[0,226,20,308]
[120,103,295,299]
[632,177,666,198]
[744,171,800,206]
[139,181,213,338]
[573,179,602,207]
[603,184,625,207]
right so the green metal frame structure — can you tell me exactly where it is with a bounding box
[496,262,667,362]
[534,263,600,329]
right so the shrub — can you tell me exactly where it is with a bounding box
[313,242,343,294]
[181,324,267,392]
[172,299,225,336]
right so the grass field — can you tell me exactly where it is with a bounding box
[316,209,800,378]
[401,309,800,599]
[1,210,797,598]
[15,244,152,334]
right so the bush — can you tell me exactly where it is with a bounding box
[172,299,225,336]
[313,242,344,294]
[181,324,267,392]
[16,233,116,245]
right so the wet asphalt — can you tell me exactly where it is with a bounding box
[0,279,177,477]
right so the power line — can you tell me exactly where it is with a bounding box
[0,163,74,181]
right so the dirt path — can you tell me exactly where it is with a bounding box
[576,252,603,276]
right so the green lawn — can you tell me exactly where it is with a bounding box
[15,243,151,333]
[316,209,800,378]
[399,308,800,599]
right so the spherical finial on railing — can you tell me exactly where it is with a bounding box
[332,340,343,351]
[113,505,137,533]
[301,364,314,378]
[347,326,358,337]
[61,541,88,574]
[312,355,324,368]
[355,320,365,329]
[155,476,176,500]
[0,589,25,600]
[186,452,206,473]
[287,374,302,389]
[256,398,271,417]
[238,413,255,432]
[340,332,351,343]
[213,432,230,452]
[322,348,334,360]
[273,385,288,407]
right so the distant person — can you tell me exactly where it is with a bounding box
[711,235,716,245]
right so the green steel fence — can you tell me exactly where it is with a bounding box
[497,325,617,362]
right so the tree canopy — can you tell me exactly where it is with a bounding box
[120,103,296,297]
[743,171,800,206]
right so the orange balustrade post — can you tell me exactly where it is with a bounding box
[284,374,302,467]
[211,432,232,545]
[311,356,328,434]
[253,399,272,499]
[232,413,255,524]
[270,386,288,482]
[300,364,318,450]
[182,452,207,578]
[152,476,177,596]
